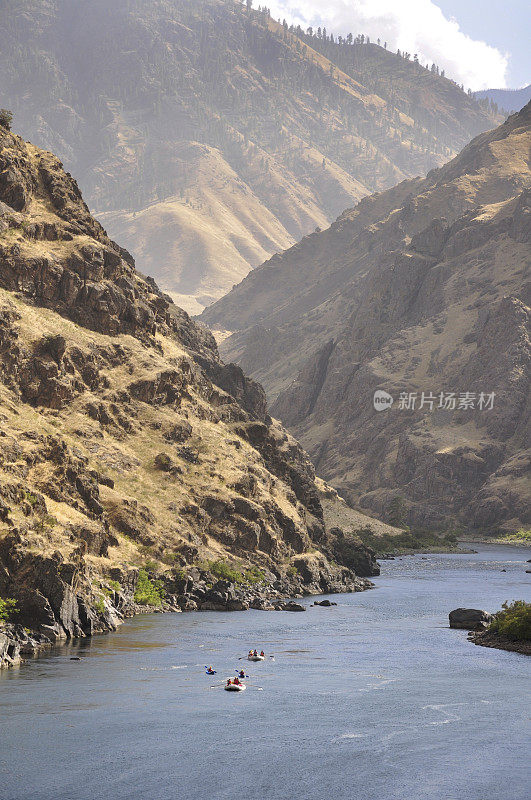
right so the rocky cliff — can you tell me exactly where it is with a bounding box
[0,127,389,667]
[0,0,501,312]
[204,104,531,534]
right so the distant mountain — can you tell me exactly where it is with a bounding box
[475,85,531,113]
[0,0,502,312]
[202,104,531,534]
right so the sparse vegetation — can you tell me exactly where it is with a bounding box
[500,529,531,543]
[488,601,531,641]
[93,596,106,614]
[134,569,164,606]
[0,597,18,623]
[358,527,459,555]
[97,580,121,599]
[200,559,265,585]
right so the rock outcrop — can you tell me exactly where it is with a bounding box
[204,103,531,533]
[0,127,379,664]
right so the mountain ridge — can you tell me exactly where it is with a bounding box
[0,0,502,311]
[202,103,531,533]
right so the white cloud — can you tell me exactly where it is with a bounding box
[266,0,508,90]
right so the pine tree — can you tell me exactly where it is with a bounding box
[0,108,13,130]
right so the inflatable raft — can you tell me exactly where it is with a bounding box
[247,654,265,662]
[224,683,246,692]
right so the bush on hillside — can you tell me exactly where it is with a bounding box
[488,600,531,641]
[134,569,164,606]
[0,597,18,623]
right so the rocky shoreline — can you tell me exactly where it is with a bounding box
[0,560,373,669]
[468,630,531,656]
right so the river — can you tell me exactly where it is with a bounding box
[1,544,529,800]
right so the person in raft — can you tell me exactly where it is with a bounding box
[234,677,241,686]
[253,650,258,656]
[260,651,265,657]
[226,679,232,686]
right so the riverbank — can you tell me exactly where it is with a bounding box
[0,564,374,669]
[468,630,531,656]
[381,545,476,557]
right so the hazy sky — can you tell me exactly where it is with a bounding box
[266,0,530,91]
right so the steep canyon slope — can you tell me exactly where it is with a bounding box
[0,0,501,311]
[203,104,531,534]
[0,126,391,663]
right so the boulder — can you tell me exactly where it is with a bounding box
[0,629,21,668]
[282,601,305,612]
[449,608,493,629]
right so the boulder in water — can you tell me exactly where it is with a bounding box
[449,608,493,629]
[282,601,305,612]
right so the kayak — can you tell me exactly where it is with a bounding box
[247,655,265,662]
[224,683,246,692]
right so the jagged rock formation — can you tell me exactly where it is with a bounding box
[0,127,387,665]
[204,104,531,534]
[0,0,501,311]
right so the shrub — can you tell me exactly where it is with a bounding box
[205,560,244,582]
[200,560,265,585]
[93,596,106,615]
[0,597,18,622]
[510,529,531,542]
[0,108,13,130]
[243,565,265,584]
[134,569,164,606]
[286,565,299,577]
[489,600,531,641]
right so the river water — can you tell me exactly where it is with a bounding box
[1,545,529,800]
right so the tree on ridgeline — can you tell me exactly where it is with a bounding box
[0,108,13,130]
